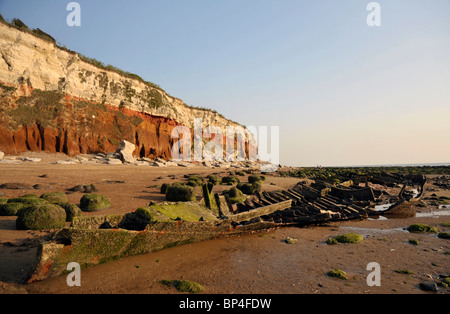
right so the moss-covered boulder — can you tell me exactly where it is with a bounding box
[19,194,39,198]
[438,232,450,239]
[326,237,339,245]
[187,175,204,187]
[7,197,49,206]
[407,223,438,233]
[0,198,9,205]
[207,174,221,185]
[16,204,66,230]
[119,206,170,231]
[40,192,68,204]
[59,203,82,222]
[160,280,204,294]
[248,174,266,183]
[224,187,246,204]
[166,184,196,202]
[160,183,169,194]
[0,203,25,216]
[327,269,348,280]
[236,182,261,195]
[221,175,240,185]
[79,194,112,212]
[334,233,364,244]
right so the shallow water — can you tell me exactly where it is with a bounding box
[415,209,450,218]
[373,204,391,211]
[339,226,408,236]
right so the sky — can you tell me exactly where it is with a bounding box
[0,0,449,167]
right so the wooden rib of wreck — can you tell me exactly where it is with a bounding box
[367,174,427,217]
[28,177,398,283]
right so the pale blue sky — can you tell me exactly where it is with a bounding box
[1,0,449,166]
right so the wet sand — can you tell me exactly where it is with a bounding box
[0,153,449,294]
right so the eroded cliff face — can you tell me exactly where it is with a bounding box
[0,89,181,158]
[0,22,252,158]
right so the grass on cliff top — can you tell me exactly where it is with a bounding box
[0,16,166,93]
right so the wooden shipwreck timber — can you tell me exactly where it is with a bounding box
[27,174,426,283]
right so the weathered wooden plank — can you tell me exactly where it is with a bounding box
[226,200,292,222]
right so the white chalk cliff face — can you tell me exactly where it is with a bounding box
[0,22,252,137]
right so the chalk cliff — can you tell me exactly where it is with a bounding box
[0,21,252,158]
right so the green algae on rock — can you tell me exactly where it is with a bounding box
[327,269,348,280]
[165,184,196,202]
[0,203,24,216]
[334,233,364,244]
[40,192,68,204]
[407,223,438,233]
[7,197,49,205]
[79,194,112,212]
[58,203,82,222]
[160,280,204,294]
[16,203,66,230]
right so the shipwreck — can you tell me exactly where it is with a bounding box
[26,173,426,283]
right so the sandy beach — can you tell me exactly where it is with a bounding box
[0,152,449,295]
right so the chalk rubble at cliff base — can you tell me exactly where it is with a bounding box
[0,150,262,169]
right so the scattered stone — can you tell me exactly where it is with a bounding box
[284,237,298,244]
[326,238,339,245]
[20,157,41,162]
[55,160,76,165]
[0,151,4,160]
[0,183,35,190]
[201,161,212,167]
[75,156,89,163]
[160,280,204,294]
[165,161,178,167]
[177,162,192,168]
[105,180,126,184]
[67,184,98,193]
[107,158,123,165]
[153,161,167,167]
[395,269,414,275]
[0,159,20,164]
[116,140,135,164]
[79,193,112,212]
[419,282,438,292]
[137,157,153,163]
[135,161,149,166]
[327,269,348,280]
[32,184,53,190]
